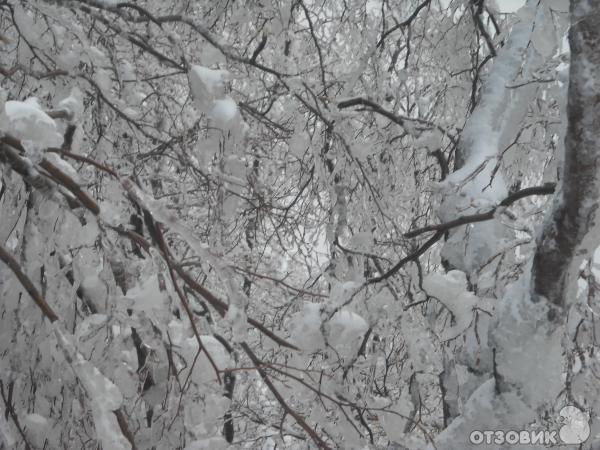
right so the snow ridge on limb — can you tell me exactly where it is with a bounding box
[443,5,534,199]
[437,1,537,277]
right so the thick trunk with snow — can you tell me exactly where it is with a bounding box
[433,2,600,448]
[1,0,598,448]
[532,0,600,308]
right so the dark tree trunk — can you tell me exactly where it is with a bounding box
[532,1,600,307]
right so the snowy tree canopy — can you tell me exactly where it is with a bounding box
[1,0,599,449]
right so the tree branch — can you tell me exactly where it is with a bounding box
[0,244,59,322]
[405,183,556,238]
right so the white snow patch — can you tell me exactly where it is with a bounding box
[290,302,368,358]
[5,98,63,147]
[57,87,84,122]
[185,437,228,450]
[167,321,232,384]
[123,274,169,312]
[22,414,49,447]
[189,65,229,112]
[423,270,478,340]
[209,96,238,124]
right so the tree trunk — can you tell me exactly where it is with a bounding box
[532,1,600,308]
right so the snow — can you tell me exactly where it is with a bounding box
[167,321,232,384]
[380,388,413,442]
[53,326,131,450]
[328,308,368,347]
[22,414,49,447]
[413,129,442,151]
[290,302,368,358]
[5,98,63,148]
[491,274,564,406]
[94,69,112,93]
[440,220,508,275]
[0,1,585,448]
[189,65,229,112]
[79,274,108,312]
[0,412,15,448]
[118,61,136,82]
[59,333,123,411]
[57,87,84,122]
[436,7,540,278]
[423,270,478,340]
[123,274,169,312]
[574,0,594,14]
[188,65,245,133]
[57,49,80,71]
[44,152,80,182]
[75,314,108,342]
[186,437,228,450]
[364,288,393,324]
[440,10,534,203]
[531,5,557,58]
[348,231,373,252]
[429,377,539,450]
[120,179,250,320]
[289,126,310,157]
[209,95,238,124]
[184,395,231,440]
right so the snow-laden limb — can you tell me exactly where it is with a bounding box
[0,0,585,447]
[53,325,132,450]
[120,179,250,326]
[431,2,600,433]
[434,0,545,431]
[442,9,533,201]
[0,224,133,449]
[4,98,63,149]
[439,1,537,276]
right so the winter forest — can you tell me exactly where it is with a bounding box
[1,0,600,448]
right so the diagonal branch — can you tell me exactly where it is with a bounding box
[337,97,456,144]
[368,230,445,284]
[376,0,433,49]
[240,343,331,449]
[0,244,59,322]
[405,183,556,238]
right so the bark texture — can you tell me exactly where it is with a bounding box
[532,1,600,307]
